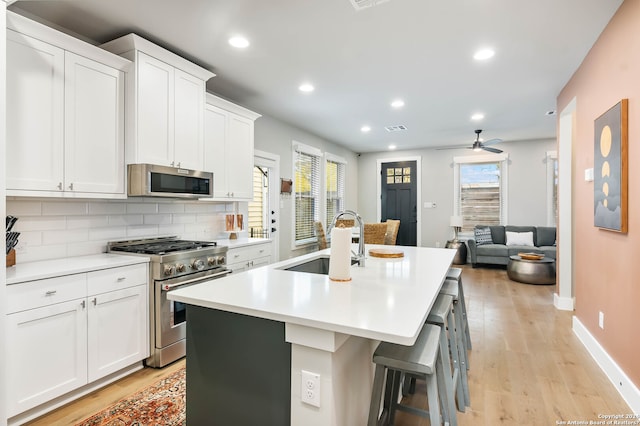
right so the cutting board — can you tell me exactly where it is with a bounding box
[368,248,404,258]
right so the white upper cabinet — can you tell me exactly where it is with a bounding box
[204,93,261,200]
[6,12,129,198]
[101,34,213,171]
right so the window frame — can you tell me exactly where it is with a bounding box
[292,141,323,247]
[324,153,347,229]
[453,153,509,235]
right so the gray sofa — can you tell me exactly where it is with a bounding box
[467,225,556,267]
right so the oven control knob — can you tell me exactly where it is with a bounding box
[207,256,217,266]
[163,264,176,276]
[217,256,226,266]
[176,263,186,273]
[191,258,205,271]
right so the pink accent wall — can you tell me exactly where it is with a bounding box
[558,0,640,387]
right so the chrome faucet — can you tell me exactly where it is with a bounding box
[328,210,365,267]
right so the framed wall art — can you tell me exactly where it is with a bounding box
[594,98,628,233]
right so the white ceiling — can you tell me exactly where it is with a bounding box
[11,0,622,153]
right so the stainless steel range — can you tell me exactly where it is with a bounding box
[108,236,230,367]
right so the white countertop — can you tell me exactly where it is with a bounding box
[215,237,271,249]
[168,245,456,346]
[6,254,151,285]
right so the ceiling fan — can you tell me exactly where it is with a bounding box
[469,129,503,153]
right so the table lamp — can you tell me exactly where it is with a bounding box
[449,215,463,242]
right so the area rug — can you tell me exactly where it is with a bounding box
[76,367,186,426]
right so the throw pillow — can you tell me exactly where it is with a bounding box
[474,226,493,246]
[505,231,534,246]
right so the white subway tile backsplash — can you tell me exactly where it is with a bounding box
[7,199,231,264]
[42,201,88,216]
[126,203,159,214]
[108,215,144,226]
[88,227,127,241]
[172,214,197,224]
[143,214,172,225]
[6,199,42,216]
[88,202,127,215]
[43,229,89,245]
[17,216,67,231]
[158,203,185,214]
[67,215,109,229]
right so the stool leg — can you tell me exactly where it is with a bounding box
[388,370,403,425]
[457,277,472,350]
[453,301,471,407]
[426,364,442,426]
[446,306,466,412]
[368,364,386,426]
[437,324,457,425]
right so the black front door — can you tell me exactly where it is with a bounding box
[381,161,417,246]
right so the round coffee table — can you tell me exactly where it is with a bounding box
[507,255,556,285]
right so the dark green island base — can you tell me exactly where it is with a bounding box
[186,305,292,425]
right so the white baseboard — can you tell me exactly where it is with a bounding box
[573,316,640,413]
[554,292,575,311]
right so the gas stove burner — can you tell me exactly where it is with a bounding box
[111,240,217,255]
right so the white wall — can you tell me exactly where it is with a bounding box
[357,138,557,247]
[1,2,8,424]
[253,114,359,260]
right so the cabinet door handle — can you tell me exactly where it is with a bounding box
[117,276,126,282]
[81,300,86,309]
[170,161,175,167]
[57,182,63,190]
[68,183,74,190]
[234,254,240,258]
[91,298,97,306]
[177,162,181,168]
[45,290,57,296]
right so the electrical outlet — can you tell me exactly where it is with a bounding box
[599,311,604,329]
[301,370,321,407]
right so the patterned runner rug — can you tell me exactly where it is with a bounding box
[76,367,186,426]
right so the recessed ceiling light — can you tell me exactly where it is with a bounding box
[228,36,250,49]
[361,125,371,133]
[471,113,485,121]
[299,83,315,93]
[391,99,405,109]
[388,144,397,150]
[473,48,495,61]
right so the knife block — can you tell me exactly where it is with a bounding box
[6,249,16,267]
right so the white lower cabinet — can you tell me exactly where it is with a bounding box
[6,263,148,418]
[87,285,147,382]
[7,298,88,417]
[227,242,272,272]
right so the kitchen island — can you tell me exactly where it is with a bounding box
[168,245,456,426]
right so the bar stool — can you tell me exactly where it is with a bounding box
[440,279,471,406]
[427,294,465,418]
[368,324,447,426]
[446,267,472,350]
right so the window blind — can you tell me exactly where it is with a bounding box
[294,148,321,245]
[248,166,266,231]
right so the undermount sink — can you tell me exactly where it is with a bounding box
[281,255,359,275]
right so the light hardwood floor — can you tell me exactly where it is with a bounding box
[27,265,630,425]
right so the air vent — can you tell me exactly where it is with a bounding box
[384,125,407,132]
[349,0,391,11]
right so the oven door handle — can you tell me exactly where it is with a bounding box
[161,269,232,291]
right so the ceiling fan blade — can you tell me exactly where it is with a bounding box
[482,138,503,146]
[482,146,503,154]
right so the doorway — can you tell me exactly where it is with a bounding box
[251,150,280,262]
[378,158,421,246]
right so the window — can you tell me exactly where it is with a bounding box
[454,154,508,232]
[546,151,558,226]
[293,143,322,245]
[325,154,346,227]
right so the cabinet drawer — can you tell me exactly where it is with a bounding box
[227,243,272,264]
[88,263,148,295]
[7,274,87,314]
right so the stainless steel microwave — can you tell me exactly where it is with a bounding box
[128,164,213,198]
